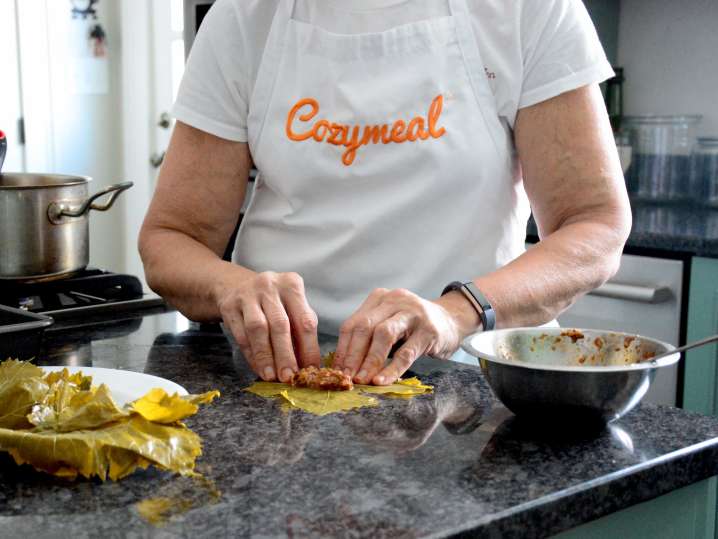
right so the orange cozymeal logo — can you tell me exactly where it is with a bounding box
[285,94,447,166]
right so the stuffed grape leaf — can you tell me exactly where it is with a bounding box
[244,377,433,416]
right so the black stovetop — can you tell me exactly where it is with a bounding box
[0,269,166,321]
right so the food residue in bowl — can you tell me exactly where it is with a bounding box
[498,330,662,368]
[560,329,585,343]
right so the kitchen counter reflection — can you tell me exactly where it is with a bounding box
[3,310,718,538]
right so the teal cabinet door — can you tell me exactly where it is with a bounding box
[682,257,718,539]
[554,478,716,539]
[683,257,718,415]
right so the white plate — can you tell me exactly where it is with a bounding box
[42,366,188,406]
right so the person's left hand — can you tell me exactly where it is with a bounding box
[332,288,479,385]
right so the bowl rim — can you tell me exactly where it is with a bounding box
[461,327,680,373]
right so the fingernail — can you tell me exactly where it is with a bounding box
[282,368,294,382]
[375,375,385,385]
[356,370,368,382]
[263,366,276,381]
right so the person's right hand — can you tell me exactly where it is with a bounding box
[217,271,321,382]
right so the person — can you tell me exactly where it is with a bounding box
[138,0,631,386]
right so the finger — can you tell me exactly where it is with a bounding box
[334,288,387,369]
[241,302,277,381]
[281,283,321,368]
[220,303,257,374]
[260,295,299,383]
[354,313,411,384]
[374,331,430,385]
[340,302,400,378]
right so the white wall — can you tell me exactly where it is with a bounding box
[618,0,718,136]
[18,0,126,272]
[0,0,25,172]
[47,0,126,271]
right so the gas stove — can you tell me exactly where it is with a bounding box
[0,268,167,321]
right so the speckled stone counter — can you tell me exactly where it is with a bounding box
[2,310,718,538]
[528,200,718,257]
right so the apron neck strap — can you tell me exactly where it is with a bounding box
[448,0,501,116]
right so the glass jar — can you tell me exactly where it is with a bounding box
[614,130,632,175]
[623,115,702,201]
[690,137,718,207]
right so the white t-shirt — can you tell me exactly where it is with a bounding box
[174,0,614,142]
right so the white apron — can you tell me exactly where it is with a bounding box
[238,0,531,335]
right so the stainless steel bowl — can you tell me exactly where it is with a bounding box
[461,328,680,426]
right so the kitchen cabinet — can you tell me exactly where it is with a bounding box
[555,478,716,539]
[683,257,718,539]
[683,257,718,416]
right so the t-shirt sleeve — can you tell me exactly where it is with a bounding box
[518,0,614,109]
[172,0,249,141]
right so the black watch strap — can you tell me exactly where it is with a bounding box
[441,281,496,331]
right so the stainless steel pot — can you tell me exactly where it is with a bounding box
[0,173,133,281]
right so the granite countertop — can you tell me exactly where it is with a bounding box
[527,200,718,258]
[3,310,718,538]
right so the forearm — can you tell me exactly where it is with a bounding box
[475,215,629,328]
[139,227,255,322]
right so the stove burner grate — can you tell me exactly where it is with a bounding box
[0,268,147,314]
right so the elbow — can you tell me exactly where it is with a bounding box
[137,222,163,296]
[595,202,632,288]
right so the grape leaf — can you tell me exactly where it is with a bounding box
[244,377,432,415]
[131,388,220,424]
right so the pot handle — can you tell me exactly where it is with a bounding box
[48,181,133,223]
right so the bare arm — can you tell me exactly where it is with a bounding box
[139,121,321,381]
[454,83,632,328]
[139,121,251,320]
[335,83,632,384]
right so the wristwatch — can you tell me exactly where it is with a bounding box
[441,281,496,331]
